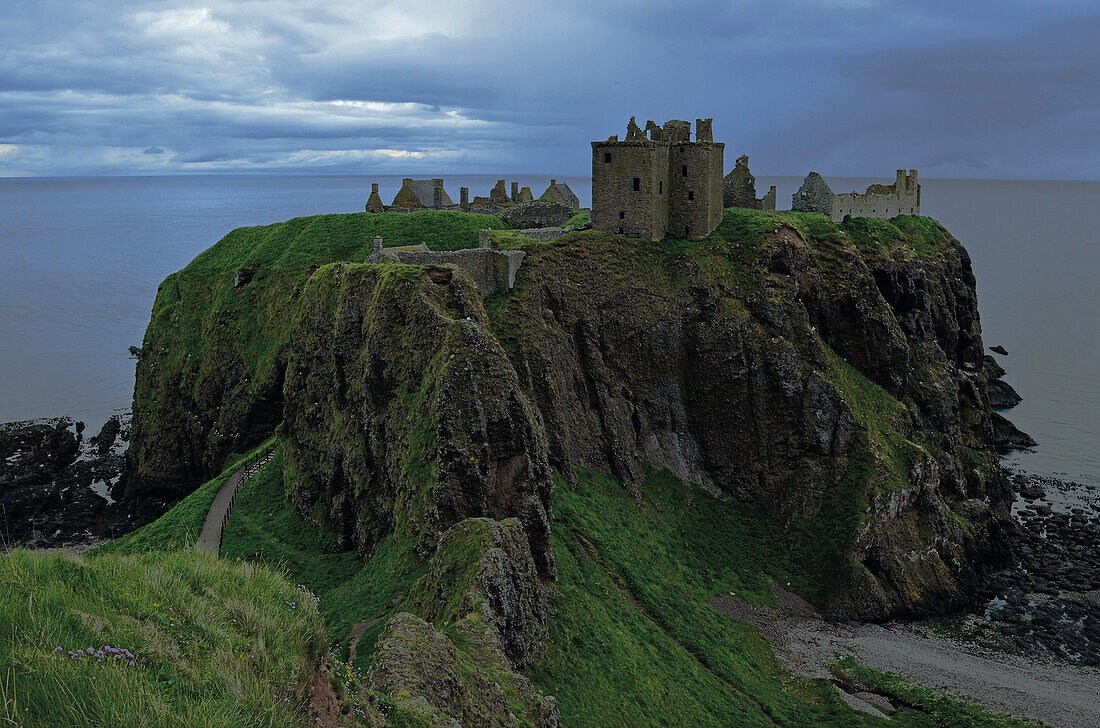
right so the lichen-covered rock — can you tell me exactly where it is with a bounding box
[500,201,573,230]
[408,517,549,669]
[281,263,554,578]
[368,611,559,728]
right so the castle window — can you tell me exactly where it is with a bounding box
[618,226,624,234]
[659,181,663,194]
[619,211,625,219]
[688,191,694,201]
[681,166,687,177]
[633,177,640,191]
[685,226,691,236]
[604,152,611,163]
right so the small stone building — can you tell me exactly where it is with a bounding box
[390,178,454,209]
[539,180,580,211]
[722,155,775,211]
[591,117,725,241]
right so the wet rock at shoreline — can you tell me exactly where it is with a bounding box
[983,355,1023,409]
[991,411,1037,453]
[0,413,132,549]
[965,471,1100,666]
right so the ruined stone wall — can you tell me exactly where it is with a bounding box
[668,141,724,240]
[761,185,777,211]
[830,170,920,222]
[723,155,759,209]
[373,247,526,297]
[591,140,669,241]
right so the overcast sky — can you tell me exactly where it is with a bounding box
[1,0,1096,179]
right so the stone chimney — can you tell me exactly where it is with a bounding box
[460,186,469,212]
[432,179,444,209]
[696,118,714,142]
[373,236,383,254]
[511,181,519,203]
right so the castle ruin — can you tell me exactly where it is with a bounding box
[591,117,724,241]
[793,170,920,222]
[722,155,775,211]
[366,177,561,215]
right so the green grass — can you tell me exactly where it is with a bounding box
[563,212,589,228]
[526,467,872,728]
[835,657,1040,728]
[98,436,276,554]
[183,210,508,277]
[527,467,1030,728]
[839,215,952,258]
[220,444,428,666]
[0,549,325,728]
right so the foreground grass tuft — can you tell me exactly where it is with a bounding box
[0,549,325,728]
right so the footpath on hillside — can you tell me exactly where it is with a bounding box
[195,447,275,555]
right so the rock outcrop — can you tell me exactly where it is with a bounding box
[1,415,130,547]
[281,263,555,578]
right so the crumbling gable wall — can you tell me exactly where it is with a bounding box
[792,172,834,215]
[722,155,773,210]
[539,180,580,210]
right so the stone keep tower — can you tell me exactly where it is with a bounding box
[592,117,724,241]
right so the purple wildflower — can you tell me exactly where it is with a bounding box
[128,661,135,667]
[54,646,62,653]
[85,647,95,655]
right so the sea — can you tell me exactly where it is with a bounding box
[0,174,1096,489]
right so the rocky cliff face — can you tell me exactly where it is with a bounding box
[487,213,1011,619]
[128,210,1014,623]
[280,262,555,578]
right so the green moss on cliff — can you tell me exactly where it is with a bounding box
[131,211,505,486]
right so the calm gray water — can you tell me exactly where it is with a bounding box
[0,175,1095,487]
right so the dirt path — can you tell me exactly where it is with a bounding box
[711,583,1100,728]
[195,448,274,555]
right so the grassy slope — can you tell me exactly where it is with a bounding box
[0,549,325,728]
[221,446,426,660]
[99,436,276,554]
[527,467,1036,728]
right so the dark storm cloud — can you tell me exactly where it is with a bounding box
[0,0,1095,178]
